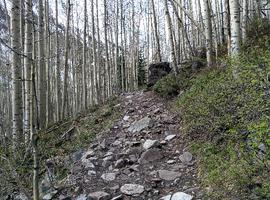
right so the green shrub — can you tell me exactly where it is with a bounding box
[153,71,193,98]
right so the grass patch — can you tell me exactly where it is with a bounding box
[175,48,270,199]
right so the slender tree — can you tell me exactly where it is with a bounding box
[11,0,23,150]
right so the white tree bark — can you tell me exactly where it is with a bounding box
[24,0,33,141]
[202,0,214,67]
[38,0,46,129]
[11,0,23,149]
[229,0,240,55]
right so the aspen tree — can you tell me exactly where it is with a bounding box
[38,0,46,129]
[82,0,87,109]
[151,0,162,62]
[11,0,23,149]
[55,0,61,121]
[91,0,98,104]
[61,0,71,119]
[202,0,214,67]
[164,0,179,74]
[24,0,33,141]
[229,0,240,55]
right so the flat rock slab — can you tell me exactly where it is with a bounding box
[165,135,176,141]
[128,117,151,133]
[158,170,181,181]
[88,191,110,200]
[143,139,159,150]
[161,192,193,200]
[101,173,116,181]
[179,152,193,164]
[138,148,163,164]
[120,184,144,196]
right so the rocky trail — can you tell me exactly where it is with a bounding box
[57,91,204,200]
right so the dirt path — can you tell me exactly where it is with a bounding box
[63,91,203,200]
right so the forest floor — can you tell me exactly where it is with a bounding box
[55,91,204,200]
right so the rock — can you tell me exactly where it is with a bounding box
[72,149,84,162]
[167,160,176,164]
[115,159,126,168]
[179,152,193,164]
[158,170,181,181]
[14,193,29,200]
[138,148,163,164]
[43,191,58,200]
[81,150,95,161]
[88,170,96,176]
[112,140,122,146]
[143,139,159,150]
[123,116,130,121]
[101,173,116,181]
[59,195,72,200]
[148,62,172,87]
[161,192,193,200]
[111,195,123,200]
[88,191,110,200]
[120,184,144,196]
[165,135,176,141]
[128,117,151,133]
[83,161,95,169]
[258,143,266,152]
[76,194,88,200]
[191,60,204,71]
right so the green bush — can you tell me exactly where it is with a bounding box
[177,49,270,198]
[153,70,193,98]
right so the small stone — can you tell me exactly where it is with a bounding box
[123,116,130,121]
[111,195,123,200]
[43,191,58,200]
[165,135,176,141]
[115,159,126,168]
[120,184,144,196]
[161,192,193,200]
[59,195,72,200]
[88,191,110,200]
[143,139,159,150]
[179,152,193,164]
[110,185,120,191]
[101,173,116,181]
[88,170,96,176]
[167,160,176,164]
[158,170,181,181]
[76,194,87,200]
[258,143,266,152]
[138,148,163,164]
[113,140,122,146]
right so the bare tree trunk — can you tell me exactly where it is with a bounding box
[229,0,240,55]
[91,0,98,104]
[38,0,46,129]
[11,0,23,150]
[61,0,71,119]
[104,0,110,99]
[55,0,61,121]
[242,0,248,41]
[82,0,87,109]
[151,0,162,62]
[24,0,33,142]
[164,0,179,74]
[202,0,214,67]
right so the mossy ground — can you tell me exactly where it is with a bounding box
[154,42,270,199]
